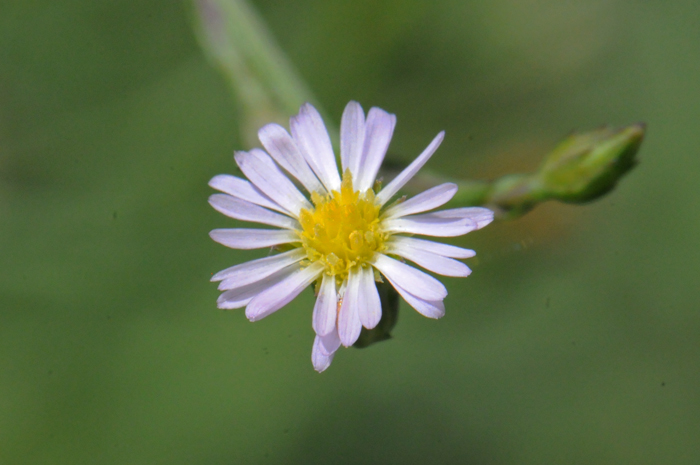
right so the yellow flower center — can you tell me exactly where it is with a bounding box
[299,170,387,283]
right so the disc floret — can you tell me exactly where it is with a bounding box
[299,170,387,283]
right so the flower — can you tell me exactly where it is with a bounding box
[209,102,493,372]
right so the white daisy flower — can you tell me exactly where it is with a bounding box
[209,102,493,372]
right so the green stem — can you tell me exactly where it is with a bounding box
[191,0,327,144]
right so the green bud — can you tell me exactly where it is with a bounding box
[430,123,645,219]
[536,123,645,203]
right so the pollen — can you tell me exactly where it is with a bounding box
[299,170,387,283]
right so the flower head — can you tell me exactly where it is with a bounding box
[209,102,493,372]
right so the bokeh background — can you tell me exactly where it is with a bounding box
[2,0,699,463]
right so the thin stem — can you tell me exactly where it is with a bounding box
[191,0,329,144]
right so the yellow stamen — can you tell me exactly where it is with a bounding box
[299,170,387,284]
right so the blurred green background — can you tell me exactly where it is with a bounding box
[2,0,699,463]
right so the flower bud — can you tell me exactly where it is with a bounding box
[536,123,645,203]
